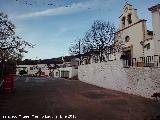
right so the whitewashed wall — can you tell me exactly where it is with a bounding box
[16,64,50,76]
[78,60,160,98]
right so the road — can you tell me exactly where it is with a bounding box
[0,76,160,120]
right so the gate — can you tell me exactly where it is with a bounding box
[61,71,69,78]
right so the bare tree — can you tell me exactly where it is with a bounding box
[69,39,81,56]
[0,12,33,76]
[84,20,115,62]
[69,20,115,63]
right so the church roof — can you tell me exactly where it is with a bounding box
[148,4,160,11]
[123,3,132,9]
[115,19,147,34]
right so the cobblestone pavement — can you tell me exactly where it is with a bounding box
[0,76,160,120]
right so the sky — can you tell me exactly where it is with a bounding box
[0,0,159,60]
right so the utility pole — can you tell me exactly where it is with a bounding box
[78,40,81,65]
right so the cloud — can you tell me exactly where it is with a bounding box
[17,1,98,19]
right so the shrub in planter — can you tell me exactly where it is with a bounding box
[19,70,27,76]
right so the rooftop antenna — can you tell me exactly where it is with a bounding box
[62,56,64,62]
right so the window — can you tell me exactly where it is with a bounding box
[125,36,130,42]
[144,43,150,50]
[124,7,128,13]
[30,67,33,70]
[127,14,132,24]
[61,71,69,78]
[56,72,59,76]
[122,17,126,28]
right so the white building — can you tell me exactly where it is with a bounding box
[53,57,79,79]
[148,4,160,66]
[16,63,52,76]
[53,67,78,78]
[115,3,160,67]
[16,64,38,76]
[37,64,51,76]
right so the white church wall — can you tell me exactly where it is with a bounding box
[78,60,160,98]
[117,21,145,60]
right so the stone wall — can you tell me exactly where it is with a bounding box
[78,60,160,98]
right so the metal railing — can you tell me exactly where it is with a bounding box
[123,56,160,67]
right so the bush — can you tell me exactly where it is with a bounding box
[19,70,27,76]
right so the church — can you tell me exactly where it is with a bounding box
[78,3,160,99]
[115,3,160,67]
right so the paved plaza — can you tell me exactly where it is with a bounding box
[0,77,160,120]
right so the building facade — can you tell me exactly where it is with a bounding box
[16,64,38,76]
[16,64,52,76]
[148,4,160,66]
[115,3,160,67]
[53,57,79,78]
